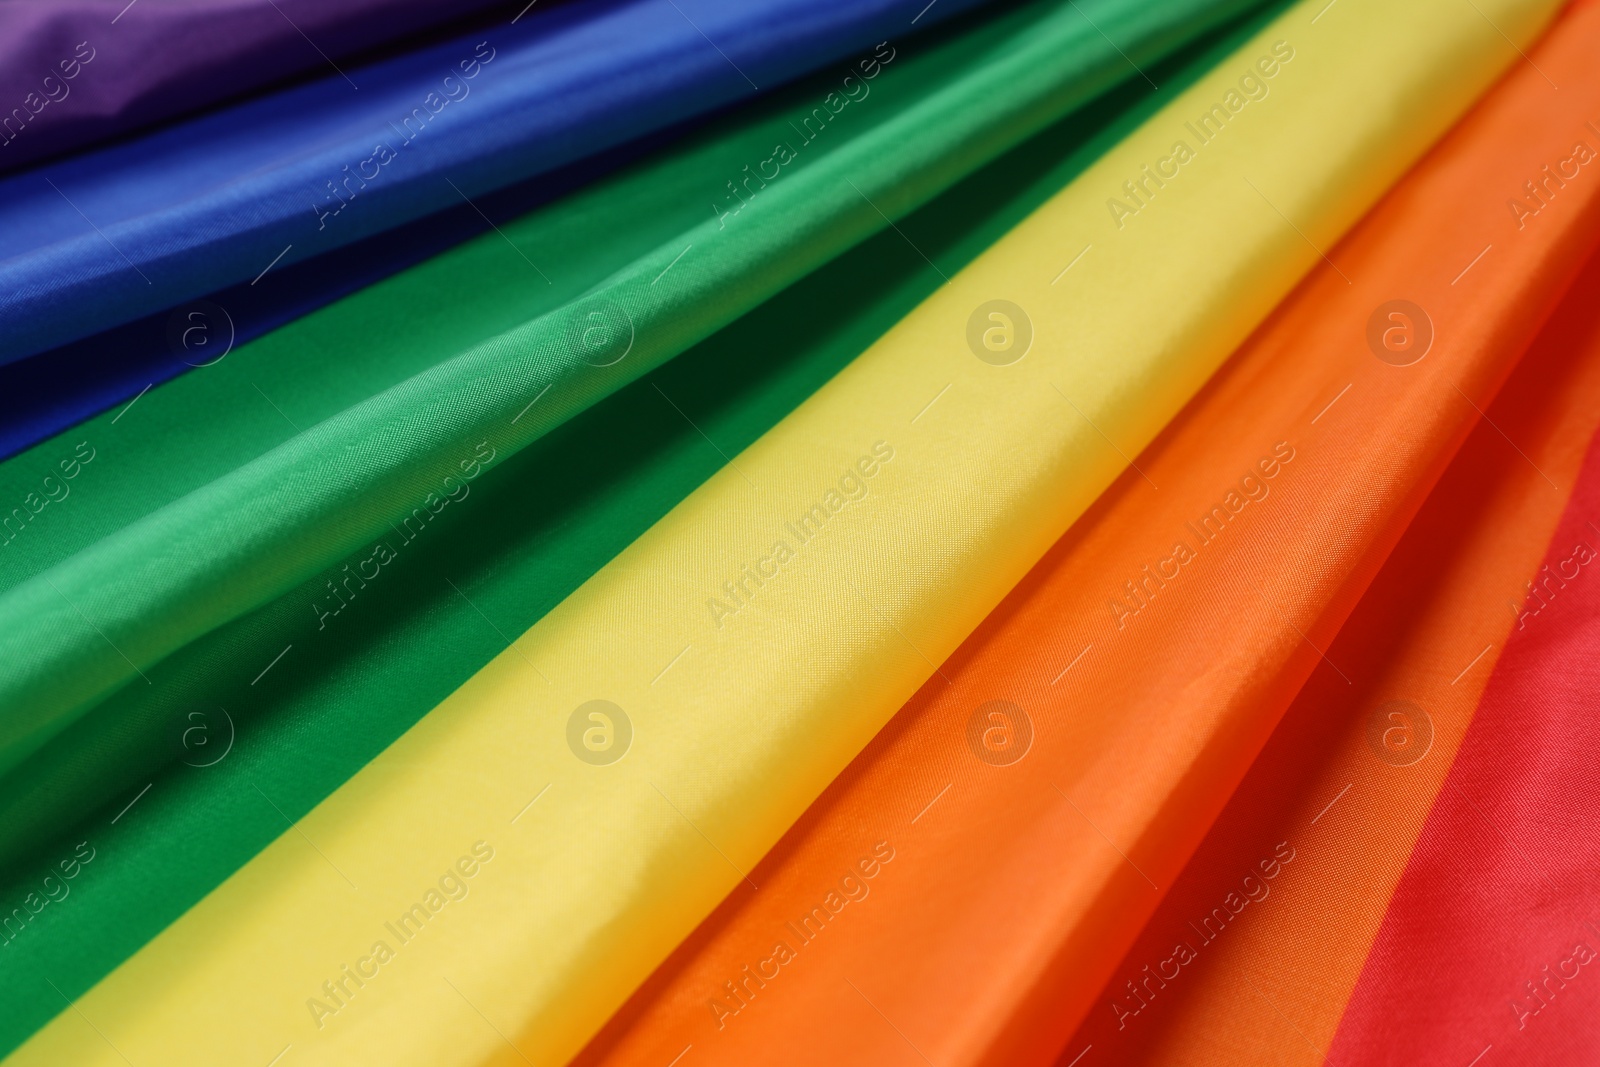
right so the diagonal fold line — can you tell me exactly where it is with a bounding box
[1053,783,1159,890]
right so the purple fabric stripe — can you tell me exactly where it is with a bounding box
[0,0,511,171]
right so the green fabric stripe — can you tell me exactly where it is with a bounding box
[0,2,1282,1057]
[0,0,1263,778]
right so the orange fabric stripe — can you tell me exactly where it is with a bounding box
[570,4,1600,1066]
[1071,244,1600,1066]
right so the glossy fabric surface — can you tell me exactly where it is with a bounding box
[0,0,510,172]
[1069,248,1600,1067]
[3,0,1557,1063]
[0,0,1270,1057]
[1329,317,1600,1062]
[0,0,991,363]
[1053,7,1600,1059]
[0,128,662,462]
[572,5,1594,1065]
[0,0,1218,794]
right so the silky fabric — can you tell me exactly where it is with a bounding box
[0,0,1270,835]
[0,0,994,363]
[1328,361,1600,1059]
[568,4,1600,1064]
[1056,8,1600,1061]
[5,1,1556,1064]
[0,0,512,172]
[6,0,1242,465]
[0,125,668,462]
[1066,246,1600,1066]
[0,3,1274,1057]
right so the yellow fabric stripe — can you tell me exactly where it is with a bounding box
[10,0,1557,1064]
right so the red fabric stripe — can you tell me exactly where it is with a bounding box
[1331,407,1600,1062]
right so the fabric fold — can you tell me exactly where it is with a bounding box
[0,0,993,363]
[0,0,1272,1055]
[0,127,661,462]
[1327,318,1600,1062]
[562,3,1600,1064]
[0,0,509,173]
[1061,243,1600,1066]
[0,0,1269,822]
[4,0,1555,1063]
